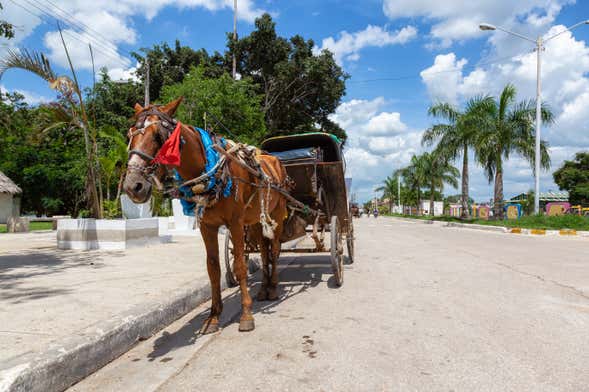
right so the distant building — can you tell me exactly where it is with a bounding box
[509,191,569,210]
[421,201,443,216]
[0,171,22,224]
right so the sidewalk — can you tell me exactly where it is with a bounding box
[0,230,222,391]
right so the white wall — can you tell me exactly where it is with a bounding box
[421,201,444,216]
[0,193,14,224]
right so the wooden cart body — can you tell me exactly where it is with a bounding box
[225,132,354,287]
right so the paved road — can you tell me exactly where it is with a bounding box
[72,218,589,392]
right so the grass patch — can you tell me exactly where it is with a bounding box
[0,221,53,233]
[386,213,589,231]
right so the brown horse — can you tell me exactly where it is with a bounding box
[123,97,288,333]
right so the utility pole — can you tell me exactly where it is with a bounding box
[534,36,542,215]
[232,0,237,80]
[144,59,150,106]
[398,175,401,213]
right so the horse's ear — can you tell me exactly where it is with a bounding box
[134,103,144,114]
[161,97,183,116]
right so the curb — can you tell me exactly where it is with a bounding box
[444,222,508,233]
[1,279,226,392]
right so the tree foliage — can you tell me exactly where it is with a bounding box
[231,14,348,140]
[160,66,266,144]
[553,152,589,205]
[0,3,14,40]
[475,84,553,218]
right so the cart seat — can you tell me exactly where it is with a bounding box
[269,147,323,163]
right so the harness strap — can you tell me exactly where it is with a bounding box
[128,149,156,162]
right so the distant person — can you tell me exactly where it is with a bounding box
[373,208,379,218]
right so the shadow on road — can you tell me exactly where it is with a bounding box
[146,254,337,361]
[0,250,116,304]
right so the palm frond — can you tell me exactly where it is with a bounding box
[428,102,459,122]
[0,48,56,81]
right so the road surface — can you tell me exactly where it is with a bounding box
[71,217,589,392]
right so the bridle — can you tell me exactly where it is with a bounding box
[126,107,178,186]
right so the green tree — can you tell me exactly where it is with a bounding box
[231,14,348,139]
[132,40,225,102]
[475,84,553,219]
[0,92,86,216]
[160,66,266,144]
[421,152,460,216]
[0,45,103,217]
[88,69,143,131]
[553,152,589,206]
[375,175,400,213]
[395,154,428,215]
[423,95,494,218]
[0,3,14,40]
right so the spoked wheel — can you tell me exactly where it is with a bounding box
[330,215,344,287]
[224,230,259,288]
[224,230,238,287]
[346,217,355,264]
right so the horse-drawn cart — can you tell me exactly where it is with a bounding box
[224,133,354,287]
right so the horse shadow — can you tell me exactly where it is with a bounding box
[147,253,338,361]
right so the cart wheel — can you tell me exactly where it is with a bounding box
[224,230,239,287]
[224,230,258,287]
[330,215,344,286]
[346,218,355,265]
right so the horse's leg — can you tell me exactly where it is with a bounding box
[229,222,255,331]
[268,199,286,300]
[199,223,222,334]
[255,225,271,301]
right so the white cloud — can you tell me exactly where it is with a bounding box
[108,65,140,82]
[317,25,417,64]
[382,0,573,46]
[420,53,467,104]
[2,0,268,73]
[330,97,424,200]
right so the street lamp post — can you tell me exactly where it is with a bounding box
[479,21,589,215]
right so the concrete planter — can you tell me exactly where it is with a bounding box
[57,218,167,250]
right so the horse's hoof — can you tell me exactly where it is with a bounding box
[267,289,279,301]
[238,318,255,332]
[200,319,219,334]
[256,289,269,301]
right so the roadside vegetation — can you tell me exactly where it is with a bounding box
[0,221,53,233]
[385,213,589,231]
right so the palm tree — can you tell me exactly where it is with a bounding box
[395,154,427,215]
[375,175,400,213]
[423,96,494,219]
[421,151,460,216]
[475,84,553,219]
[99,126,128,201]
[0,44,102,217]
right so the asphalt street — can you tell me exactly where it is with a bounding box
[71,217,589,392]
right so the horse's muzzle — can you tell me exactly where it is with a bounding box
[123,173,152,204]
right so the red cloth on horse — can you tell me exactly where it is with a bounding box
[153,122,182,166]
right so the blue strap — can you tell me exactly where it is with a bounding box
[173,128,233,216]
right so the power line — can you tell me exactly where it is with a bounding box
[348,53,525,84]
[43,0,133,57]
[18,0,128,63]
[8,0,129,68]
[22,0,127,60]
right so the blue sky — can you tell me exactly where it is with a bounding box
[2,0,589,202]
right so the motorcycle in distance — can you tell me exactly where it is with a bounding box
[372,208,379,218]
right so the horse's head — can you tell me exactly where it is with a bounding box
[123,97,183,203]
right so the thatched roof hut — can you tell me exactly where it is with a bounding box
[0,171,21,195]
